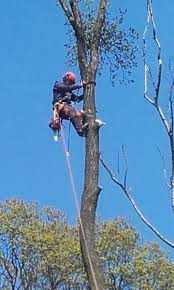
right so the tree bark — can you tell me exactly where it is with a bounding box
[57,1,108,288]
[80,76,104,290]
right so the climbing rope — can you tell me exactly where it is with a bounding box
[67,120,71,154]
[59,126,100,290]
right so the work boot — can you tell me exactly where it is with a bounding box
[95,118,105,127]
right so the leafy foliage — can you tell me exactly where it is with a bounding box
[97,219,174,289]
[99,10,138,85]
[0,200,173,289]
[0,199,83,290]
[65,1,138,84]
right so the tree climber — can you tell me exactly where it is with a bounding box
[49,72,87,137]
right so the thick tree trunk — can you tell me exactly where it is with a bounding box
[80,70,105,290]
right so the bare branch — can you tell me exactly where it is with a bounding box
[69,0,87,76]
[143,0,170,133]
[148,0,162,100]
[156,105,171,134]
[90,0,108,72]
[57,0,87,77]
[94,0,107,50]
[57,0,74,23]
[100,155,174,249]
[167,70,174,209]
[143,0,174,210]
[169,77,174,133]
[69,0,82,30]
[143,0,153,103]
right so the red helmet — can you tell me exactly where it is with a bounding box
[63,72,76,84]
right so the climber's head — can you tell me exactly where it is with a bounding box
[63,72,76,85]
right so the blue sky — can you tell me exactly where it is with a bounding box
[1,0,174,257]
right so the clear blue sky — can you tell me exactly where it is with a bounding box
[1,0,174,257]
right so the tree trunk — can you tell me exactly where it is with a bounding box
[56,2,107,288]
[80,69,105,290]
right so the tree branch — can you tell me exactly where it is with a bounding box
[69,0,87,77]
[90,0,107,72]
[94,0,107,50]
[143,0,174,210]
[143,0,170,132]
[57,0,74,23]
[69,0,82,30]
[169,76,174,210]
[100,155,174,249]
[57,0,87,78]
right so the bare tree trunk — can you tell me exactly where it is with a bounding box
[79,2,107,287]
[80,68,105,290]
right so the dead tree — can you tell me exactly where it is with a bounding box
[56,1,137,288]
[100,0,174,251]
[143,0,174,211]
